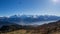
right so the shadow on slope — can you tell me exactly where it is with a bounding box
[0,20,60,34]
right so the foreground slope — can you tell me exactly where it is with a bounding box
[0,20,60,34]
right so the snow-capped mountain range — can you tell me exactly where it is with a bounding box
[0,15,59,25]
[0,15,60,22]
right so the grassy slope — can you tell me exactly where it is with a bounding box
[1,20,60,34]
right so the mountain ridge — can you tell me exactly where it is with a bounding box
[0,15,60,25]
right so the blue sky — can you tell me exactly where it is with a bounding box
[0,0,60,16]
